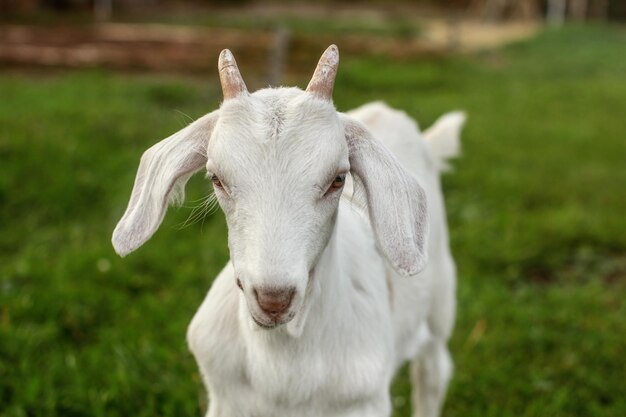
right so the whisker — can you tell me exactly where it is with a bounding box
[174,110,196,128]
[176,192,220,230]
[181,194,213,208]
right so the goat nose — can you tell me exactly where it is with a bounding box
[254,287,295,318]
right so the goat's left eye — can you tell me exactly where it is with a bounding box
[330,174,346,190]
[211,174,223,189]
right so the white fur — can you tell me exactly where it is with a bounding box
[113,86,464,416]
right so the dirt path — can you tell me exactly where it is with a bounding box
[422,19,540,51]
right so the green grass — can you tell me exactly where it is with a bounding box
[1,25,625,417]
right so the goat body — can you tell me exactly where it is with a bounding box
[187,102,463,417]
[112,47,465,417]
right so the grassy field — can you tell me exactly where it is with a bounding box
[1,25,625,417]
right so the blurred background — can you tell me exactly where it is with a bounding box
[1,1,625,416]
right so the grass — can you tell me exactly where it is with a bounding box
[1,25,625,417]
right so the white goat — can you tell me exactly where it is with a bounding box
[112,45,465,417]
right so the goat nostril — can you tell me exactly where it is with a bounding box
[236,278,243,291]
[254,287,296,318]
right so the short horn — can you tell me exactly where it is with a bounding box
[218,49,248,100]
[306,44,339,100]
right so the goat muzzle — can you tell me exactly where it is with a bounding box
[253,287,296,320]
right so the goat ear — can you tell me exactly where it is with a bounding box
[112,111,219,257]
[341,115,429,276]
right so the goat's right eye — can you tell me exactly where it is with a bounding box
[211,174,223,189]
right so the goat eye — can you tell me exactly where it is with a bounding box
[211,174,223,189]
[330,174,346,190]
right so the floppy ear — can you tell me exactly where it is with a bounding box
[341,115,429,276]
[112,111,219,257]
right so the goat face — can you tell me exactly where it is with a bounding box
[112,45,430,333]
[209,89,348,328]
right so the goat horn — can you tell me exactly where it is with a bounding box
[306,44,339,100]
[218,49,248,100]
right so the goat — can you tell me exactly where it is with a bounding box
[112,45,465,417]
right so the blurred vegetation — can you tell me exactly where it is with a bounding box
[1,25,625,417]
[0,5,420,38]
[2,0,625,22]
[124,13,420,38]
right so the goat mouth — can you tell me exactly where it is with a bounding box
[251,314,279,329]
[251,310,296,330]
